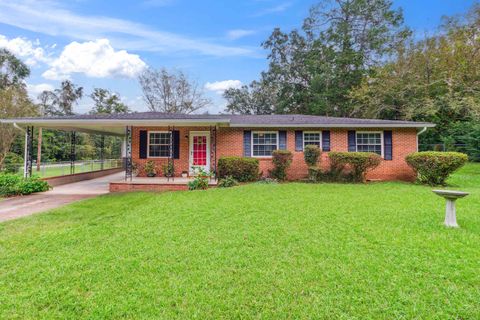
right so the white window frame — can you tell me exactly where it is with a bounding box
[303,131,322,149]
[147,131,171,158]
[251,131,279,158]
[356,131,383,157]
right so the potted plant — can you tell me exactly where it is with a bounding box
[162,162,175,177]
[144,160,157,177]
[181,170,188,178]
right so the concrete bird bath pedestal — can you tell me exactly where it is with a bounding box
[432,190,469,228]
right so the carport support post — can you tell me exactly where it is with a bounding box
[23,126,33,178]
[125,126,132,181]
[70,131,76,175]
[100,135,105,170]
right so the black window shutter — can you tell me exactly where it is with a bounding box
[279,130,287,150]
[295,130,303,151]
[348,130,356,152]
[322,130,331,152]
[384,130,393,160]
[172,130,180,159]
[243,130,251,157]
[139,130,148,159]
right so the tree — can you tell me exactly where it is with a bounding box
[89,88,130,114]
[350,3,480,157]
[39,80,83,116]
[0,86,37,169]
[226,0,409,116]
[224,79,277,114]
[139,68,211,113]
[0,49,30,89]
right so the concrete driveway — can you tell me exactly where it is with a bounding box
[0,171,124,222]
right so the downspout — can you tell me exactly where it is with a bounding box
[416,127,428,152]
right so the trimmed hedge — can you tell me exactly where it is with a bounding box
[328,152,382,182]
[304,145,321,167]
[406,151,468,185]
[270,150,293,181]
[0,174,50,196]
[217,157,259,182]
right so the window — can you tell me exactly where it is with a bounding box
[356,132,382,155]
[252,132,278,157]
[148,132,171,157]
[303,132,321,148]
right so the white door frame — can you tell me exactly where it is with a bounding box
[189,131,210,174]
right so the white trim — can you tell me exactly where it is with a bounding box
[189,131,211,173]
[147,131,171,158]
[251,131,279,158]
[303,131,322,149]
[2,119,436,128]
[356,131,384,157]
[230,123,435,128]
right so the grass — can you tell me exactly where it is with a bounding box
[0,164,479,319]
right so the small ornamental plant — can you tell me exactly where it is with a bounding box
[269,150,293,181]
[162,162,175,177]
[218,175,238,188]
[143,160,157,177]
[406,151,468,185]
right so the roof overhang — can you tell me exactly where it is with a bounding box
[229,123,436,128]
[1,118,231,136]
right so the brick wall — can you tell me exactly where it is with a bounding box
[132,126,418,181]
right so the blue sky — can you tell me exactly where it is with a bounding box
[0,0,475,114]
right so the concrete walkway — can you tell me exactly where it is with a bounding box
[0,172,124,222]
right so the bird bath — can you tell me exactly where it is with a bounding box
[432,190,469,228]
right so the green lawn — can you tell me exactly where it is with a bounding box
[1,164,479,319]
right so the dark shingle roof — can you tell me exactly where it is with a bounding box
[2,112,434,128]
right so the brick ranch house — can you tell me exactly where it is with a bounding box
[4,112,434,185]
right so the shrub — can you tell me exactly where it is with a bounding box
[218,176,238,188]
[0,174,49,196]
[188,176,209,190]
[16,176,50,195]
[304,145,321,167]
[217,157,259,182]
[0,173,22,196]
[328,152,382,183]
[405,151,468,185]
[2,152,23,174]
[269,150,293,181]
[307,166,321,182]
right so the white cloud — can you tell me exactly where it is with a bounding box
[42,39,147,80]
[252,2,292,17]
[26,83,55,100]
[226,29,256,40]
[0,1,256,57]
[0,34,48,66]
[205,80,243,94]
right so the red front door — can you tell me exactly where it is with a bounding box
[190,132,210,173]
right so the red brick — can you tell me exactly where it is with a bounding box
[131,126,417,182]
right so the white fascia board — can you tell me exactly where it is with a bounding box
[229,123,436,128]
[1,118,231,126]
